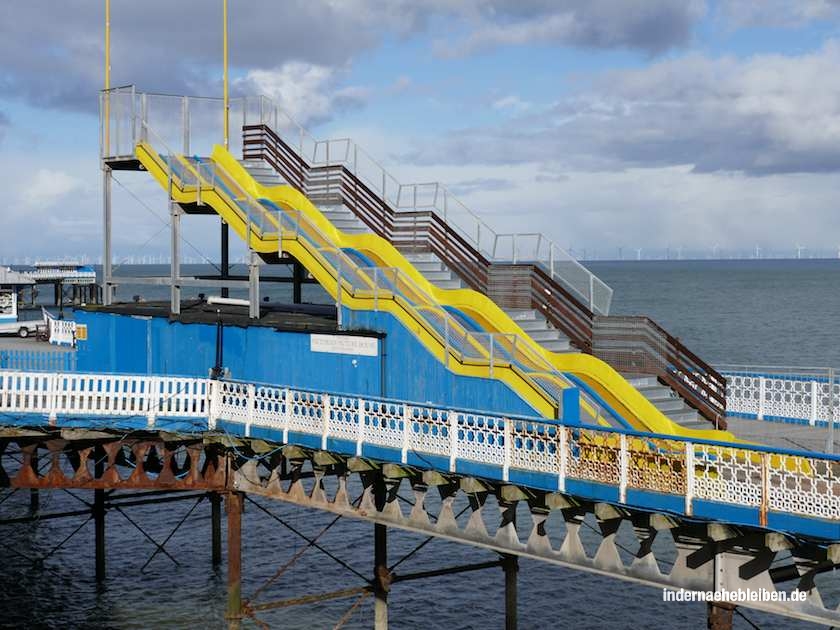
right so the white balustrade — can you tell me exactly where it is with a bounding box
[722,367,840,426]
[2,369,840,527]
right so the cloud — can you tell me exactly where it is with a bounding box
[0,0,710,116]
[0,0,425,113]
[492,95,531,112]
[400,41,840,176]
[721,0,840,28]
[434,0,706,57]
[447,177,515,195]
[20,169,86,208]
[235,62,368,127]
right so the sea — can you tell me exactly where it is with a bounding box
[2,259,839,629]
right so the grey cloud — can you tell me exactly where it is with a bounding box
[447,177,515,195]
[0,1,425,113]
[399,43,840,176]
[720,0,840,28]
[1,0,709,116]
[436,0,706,57]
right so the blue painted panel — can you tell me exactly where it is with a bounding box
[74,309,562,419]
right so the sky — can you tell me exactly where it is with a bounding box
[2,0,840,263]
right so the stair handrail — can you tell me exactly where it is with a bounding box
[241,94,613,315]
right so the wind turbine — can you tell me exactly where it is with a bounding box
[635,248,642,261]
[796,244,805,260]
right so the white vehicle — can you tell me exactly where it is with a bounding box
[0,289,44,337]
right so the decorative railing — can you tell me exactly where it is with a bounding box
[2,369,840,529]
[721,365,839,426]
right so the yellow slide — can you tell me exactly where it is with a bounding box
[136,141,734,442]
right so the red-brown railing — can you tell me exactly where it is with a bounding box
[242,123,726,425]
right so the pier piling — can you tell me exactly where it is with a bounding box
[94,455,106,582]
[211,491,222,567]
[226,491,243,630]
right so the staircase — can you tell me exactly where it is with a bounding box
[241,122,728,428]
[505,309,571,353]
[625,375,708,429]
[402,252,465,290]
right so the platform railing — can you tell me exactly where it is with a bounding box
[3,368,840,527]
[720,365,839,427]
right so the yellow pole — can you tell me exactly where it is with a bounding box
[104,0,111,154]
[223,0,229,149]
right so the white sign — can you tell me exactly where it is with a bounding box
[310,334,378,357]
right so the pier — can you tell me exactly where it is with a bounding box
[3,4,840,628]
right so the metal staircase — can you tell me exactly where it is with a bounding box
[625,375,707,429]
[238,115,727,428]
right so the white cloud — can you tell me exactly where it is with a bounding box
[492,95,531,112]
[20,169,86,208]
[236,62,368,127]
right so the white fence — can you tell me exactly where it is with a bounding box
[2,369,840,526]
[721,366,839,426]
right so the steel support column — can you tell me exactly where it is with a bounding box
[102,166,113,305]
[292,260,303,304]
[503,554,518,630]
[248,251,260,319]
[221,221,230,298]
[226,491,243,629]
[94,456,106,582]
[170,195,181,315]
[707,603,735,630]
[211,492,222,567]
[374,475,388,630]
[29,451,39,513]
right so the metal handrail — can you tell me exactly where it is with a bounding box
[99,86,613,315]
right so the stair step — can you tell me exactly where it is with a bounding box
[653,399,688,413]
[527,329,566,342]
[668,410,702,425]
[402,252,442,263]
[408,261,445,273]
[516,319,552,332]
[421,270,457,281]
[434,279,464,290]
[624,374,660,388]
[505,309,539,321]
[539,339,572,353]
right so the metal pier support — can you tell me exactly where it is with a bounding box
[221,221,230,298]
[503,554,518,630]
[248,251,260,319]
[374,475,389,630]
[707,603,735,630]
[374,523,388,630]
[29,451,39,514]
[292,260,304,304]
[211,492,222,567]
[102,166,113,305]
[94,456,106,582]
[170,190,181,315]
[226,491,243,629]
